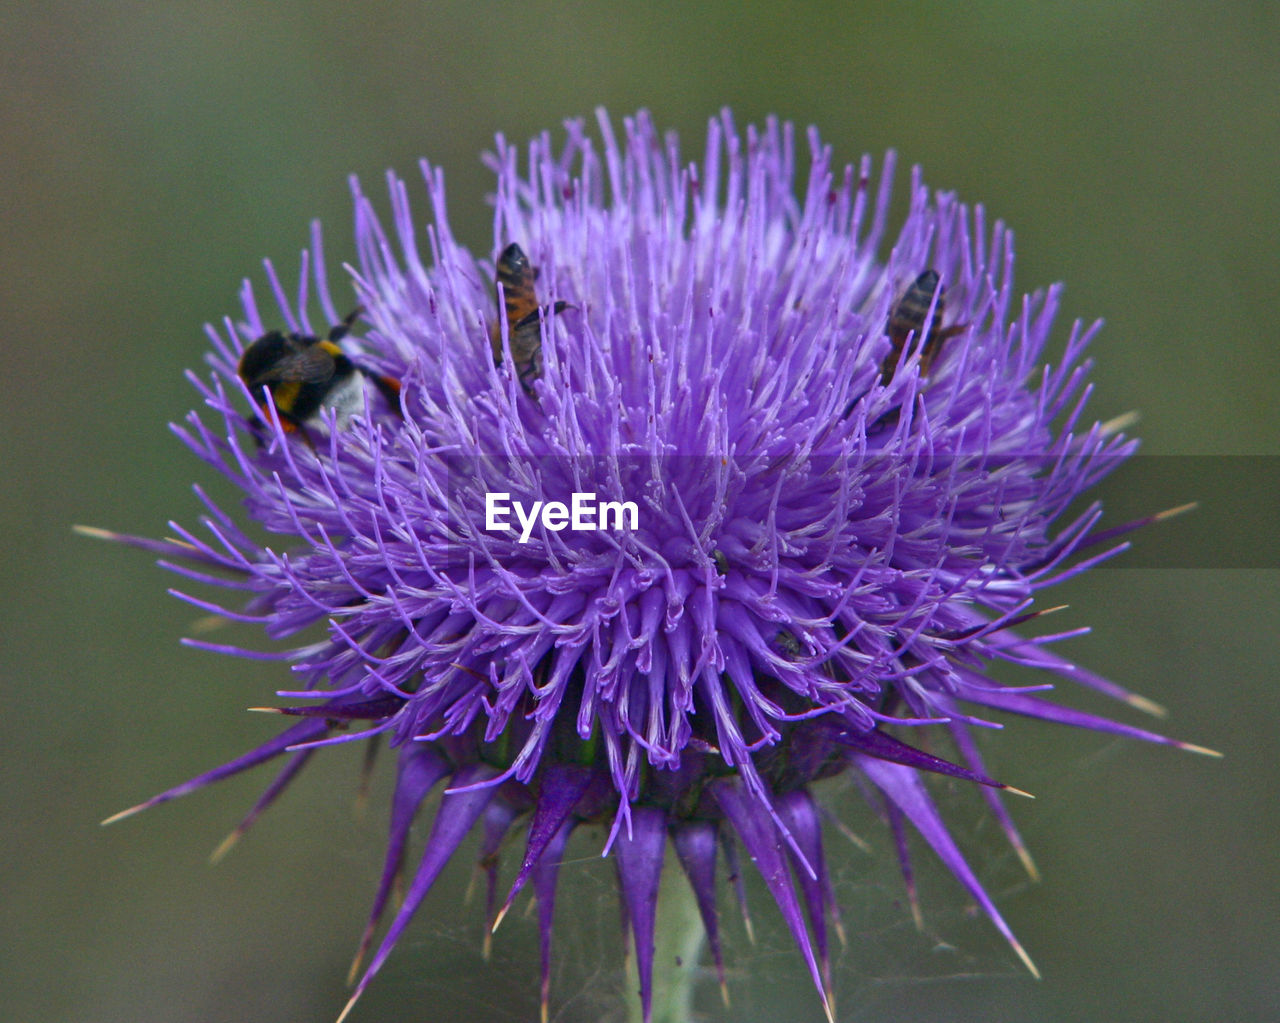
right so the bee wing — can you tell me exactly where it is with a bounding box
[263,344,338,384]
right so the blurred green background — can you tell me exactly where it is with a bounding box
[3,2,1277,1021]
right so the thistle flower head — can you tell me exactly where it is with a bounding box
[96,109,1214,1022]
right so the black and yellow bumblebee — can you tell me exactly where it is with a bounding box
[237,308,402,442]
[489,243,568,392]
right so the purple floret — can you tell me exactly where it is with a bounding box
[96,108,1215,1022]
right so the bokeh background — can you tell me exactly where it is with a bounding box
[4,2,1277,1021]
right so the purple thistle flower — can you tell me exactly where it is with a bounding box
[93,108,1217,1022]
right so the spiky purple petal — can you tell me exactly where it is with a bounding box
[953,684,1197,750]
[497,763,594,927]
[829,722,1008,790]
[476,799,520,954]
[776,789,834,989]
[858,755,1039,977]
[341,764,498,1020]
[672,822,727,993]
[613,806,668,1023]
[349,746,449,980]
[102,717,329,825]
[714,777,831,1018]
[209,748,313,863]
[948,717,1039,880]
[532,819,577,1023]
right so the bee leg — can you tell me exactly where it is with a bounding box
[513,301,572,331]
[245,415,269,449]
[511,301,572,393]
[517,359,541,396]
[246,418,316,451]
[918,322,967,376]
[328,306,365,343]
[879,344,905,384]
[248,404,315,451]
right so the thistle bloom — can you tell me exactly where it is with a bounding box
[98,109,1214,1022]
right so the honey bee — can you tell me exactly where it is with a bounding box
[237,308,402,443]
[880,269,966,382]
[489,243,567,392]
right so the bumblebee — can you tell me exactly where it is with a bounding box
[880,269,966,382]
[489,243,568,392]
[237,308,402,442]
